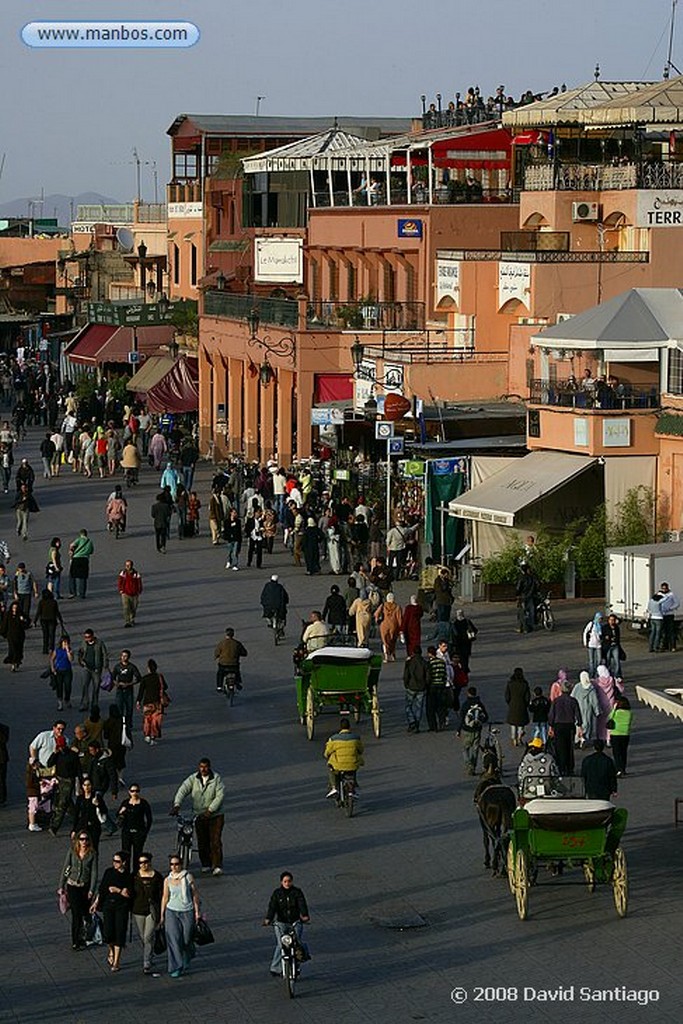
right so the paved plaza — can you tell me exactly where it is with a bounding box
[0,428,682,1024]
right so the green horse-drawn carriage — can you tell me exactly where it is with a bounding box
[507,785,628,920]
[295,646,382,740]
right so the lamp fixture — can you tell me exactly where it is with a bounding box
[259,358,275,387]
[245,307,295,362]
[350,336,402,389]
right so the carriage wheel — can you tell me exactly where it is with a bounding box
[506,843,516,895]
[305,688,315,741]
[514,850,529,920]
[612,847,628,918]
[583,859,596,893]
[371,692,381,739]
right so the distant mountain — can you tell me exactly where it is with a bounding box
[0,192,122,227]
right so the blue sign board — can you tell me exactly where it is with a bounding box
[398,218,423,239]
[389,437,404,456]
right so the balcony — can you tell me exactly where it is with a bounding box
[311,184,513,208]
[306,300,425,331]
[529,378,660,410]
[524,160,683,192]
[204,290,298,327]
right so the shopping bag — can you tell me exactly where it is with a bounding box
[57,889,70,915]
[100,670,113,692]
[85,912,103,946]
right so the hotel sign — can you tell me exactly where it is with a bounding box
[636,190,683,227]
[254,237,303,283]
[436,259,460,305]
[168,202,203,218]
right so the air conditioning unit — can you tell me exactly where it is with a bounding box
[664,530,681,542]
[572,201,600,222]
[556,312,573,324]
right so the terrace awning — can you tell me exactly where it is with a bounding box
[145,356,199,414]
[449,451,596,527]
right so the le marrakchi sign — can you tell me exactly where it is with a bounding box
[254,238,303,283]
[636,190,683,226]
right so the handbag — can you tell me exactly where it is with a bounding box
[192,916,215,946]
[85,912,104,946]
[606,718,616,730]
[159,675,171,708]
[58,889,70,915]
[100,670,113,692]
[466,627,477,641]
[121,717,133,750]
[153,927,167,955]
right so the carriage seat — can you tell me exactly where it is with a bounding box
[524,798,614,831]
[307,646,373,663]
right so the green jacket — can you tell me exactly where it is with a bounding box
[609,708,632,736]
[70,535,94,559]
[173,769,225,817]
[324,731,364,771]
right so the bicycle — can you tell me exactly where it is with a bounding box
[268,614,286,646]
[536,591,555,631]
[221,667,239,706]
[335,771,358,818]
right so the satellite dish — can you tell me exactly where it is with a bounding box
[116,227,134,252]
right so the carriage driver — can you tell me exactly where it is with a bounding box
[517,737,560,798]
[324,719,364,799]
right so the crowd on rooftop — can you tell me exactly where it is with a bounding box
[420,83,567,130]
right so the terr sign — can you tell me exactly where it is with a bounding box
[636,190,683,226]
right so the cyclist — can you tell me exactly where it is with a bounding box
[323,718,364,799]
[213,627,247,694]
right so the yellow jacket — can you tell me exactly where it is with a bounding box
[324,730,364,771]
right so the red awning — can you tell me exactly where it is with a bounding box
[390,127,512,170]
[64,324,117,365]
[314,374,354,403]
[146,356,199,413]
[95,325,177,365]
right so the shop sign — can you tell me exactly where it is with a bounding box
[403,460,426,477]
[498,261,530,309]
[398,218,423,238]
[168,202,203,218]
[635,190,683,227]
[334,469,350,481]
[311,407,344,426]
[431,457,466,475]
[436,259,460,304]
[254,237,303,283]
[603,418,631,447]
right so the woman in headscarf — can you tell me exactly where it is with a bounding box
[401,595,423,657]
[549,667,569,703]
[0,600,30,671]
[452,608,477,673]
[376,592,402,662]
[571,670,600,746]
[582,611,604,677]
[160,461,179,500]
[348,592,373,647]
[505,667,531,746]
[595,664,624,741]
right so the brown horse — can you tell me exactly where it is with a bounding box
[473,768,517,876]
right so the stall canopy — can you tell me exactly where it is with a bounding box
[127,355,175,395]
[64,324,116,365]
[449,451,596,527]
[502,80,652,128]
[532,288,683,351]
[145,356,198,413]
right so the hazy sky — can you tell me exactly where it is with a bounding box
[0,0,678,203]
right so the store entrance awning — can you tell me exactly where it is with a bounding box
[449,451,596,526]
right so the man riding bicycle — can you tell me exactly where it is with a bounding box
[260,574,289,634]
[323,718,364,799]
[214,627,247,694]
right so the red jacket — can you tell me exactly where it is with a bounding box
[118,569,143,596]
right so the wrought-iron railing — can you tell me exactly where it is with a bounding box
[204,291,298,327]
[524,161,683,192]
[310,185,513,208]
[529,378,660,409]
[306,300,425,331]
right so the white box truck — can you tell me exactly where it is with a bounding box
[606,541,683,625]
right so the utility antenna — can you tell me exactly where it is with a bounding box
[665,0,681,78]
[255,96,265,116]
[132,147,142,202]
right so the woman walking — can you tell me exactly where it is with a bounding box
[58,832,98,950]
[583,611,604,677]
[117,784,153,873]
[571,671,600,746]
[92,850,133,972]
[161,855,201,978]
[348,593,373,647]
[505,667,531,746]
[609,695,633,776]
[132,852,164,975]
[72,778,107,852]
[46,537,63,596]
[136,658,170,745]
[34,588,64,655]
[401,595,423,657]
[0,600,29,671]
[50,634,74,711]
[376,592,402,662]
[302,517,322,575]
